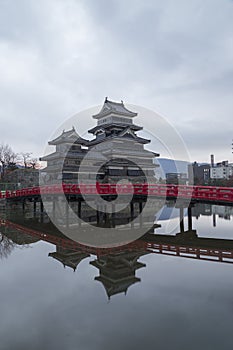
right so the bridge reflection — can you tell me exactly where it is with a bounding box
[1,200,233,298]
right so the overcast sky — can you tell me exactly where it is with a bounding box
[0,0,233,163]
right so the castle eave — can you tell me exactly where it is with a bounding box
[93,99,137,119]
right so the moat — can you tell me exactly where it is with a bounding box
[0,201,233,350]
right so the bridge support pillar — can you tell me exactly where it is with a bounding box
[139,201,143,227]
[188,206,192,231]
[139,202,143,213]
[40,201,44,223]
[52,198,56,220]
[78,200,82,226]
[96,207,100,224]
[112,204,115,227]
[104,205,107,224]
[130,202,134,218]
[213,213,216,227]
[22,199,25,212]
[130,202,134,228]
[179,207,184,232]
[33,200,37,217]
[66,198,69,228]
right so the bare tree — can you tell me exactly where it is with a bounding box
[29,157,39,169]
[0,143,17,176]
[20,152,32,168]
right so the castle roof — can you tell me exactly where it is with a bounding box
[92,98,137,119]
[87,132,151,146]
[49,251,90,271]
[88,123,143,134]
[48,127,87,145]
[95,275,140,299]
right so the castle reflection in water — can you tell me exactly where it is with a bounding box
[1,200,233,299]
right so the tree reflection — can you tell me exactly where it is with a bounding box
[0,232,15,259]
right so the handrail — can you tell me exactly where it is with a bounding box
[2,183,233,202]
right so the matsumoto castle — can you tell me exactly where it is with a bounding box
[40,98,159,183]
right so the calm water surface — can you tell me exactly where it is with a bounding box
[0,202,233,350]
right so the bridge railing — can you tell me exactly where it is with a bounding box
[192,186,233,202]
[1,183,233,202]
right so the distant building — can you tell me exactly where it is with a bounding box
[188,162,210,185]
[166,172,188,185]
[191,203,212,218]
[212,205,233,220]
[40,99,160,184]
[210,161,233,180]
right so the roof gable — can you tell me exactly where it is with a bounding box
[93,98,137,119]
[118,127,137,138]
[49,127,87,145]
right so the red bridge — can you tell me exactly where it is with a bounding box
[1,183,233,204]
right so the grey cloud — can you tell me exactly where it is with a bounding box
[0,0,232,162]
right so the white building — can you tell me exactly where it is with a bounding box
[210,161,233,179]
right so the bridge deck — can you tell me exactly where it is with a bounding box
[1,183,233,204]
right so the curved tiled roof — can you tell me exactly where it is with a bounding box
[48,127,87,145]
[93,98,137,119]
[88,122,142,134]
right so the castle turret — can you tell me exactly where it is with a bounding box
[87,99,159,183]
